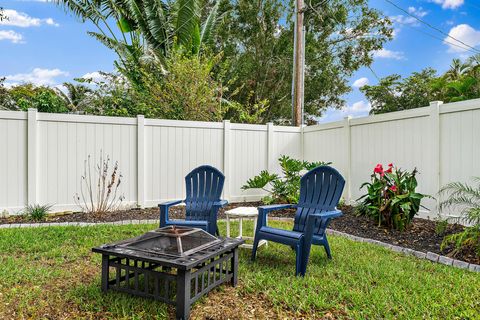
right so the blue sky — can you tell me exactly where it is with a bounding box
[1,0,479,123]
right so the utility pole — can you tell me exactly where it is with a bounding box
[292,0,305,126]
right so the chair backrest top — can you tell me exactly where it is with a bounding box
[293,166,345,232]
[184,165,225,202]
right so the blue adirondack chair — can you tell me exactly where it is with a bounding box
[159,165,227,236]
[251,166,345,276]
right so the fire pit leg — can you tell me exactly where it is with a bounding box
[101,254,110,292]
[231,247,239,287]
[176,269,192,320]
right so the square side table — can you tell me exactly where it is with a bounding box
[225,207,267,249]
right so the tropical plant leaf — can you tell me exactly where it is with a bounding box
[199,0,219,49]
[175,0,200,49]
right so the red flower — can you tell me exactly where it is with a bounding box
[389,185,397,192]
[388,163,393,167]
[386,167,393,173]
[374,164,384,177]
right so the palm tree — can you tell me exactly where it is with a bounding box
[54,0,221,79]
[439,178,480,257]
[55,83,93,112]
[445,58,471,81]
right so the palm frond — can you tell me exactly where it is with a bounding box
[143,0,169,53]
[87,31,129,55]
[175,0,200,49]
[199,0,219,49]
[439,177,480,226]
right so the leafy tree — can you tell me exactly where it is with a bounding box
[213,0,392,123]
[0,78,16,110]
[362,55,480,114]
[77,54,225,121]
[8,84,69,113]
[362,69,437,114]
[140,52,224,121]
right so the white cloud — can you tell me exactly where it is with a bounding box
[82,71,105,82]
[352,77,369,88]
[431,0,464,9]
[0,9,59,27]
[408,7,428,18]
[373,48,406,60]
[319,101,371,123]
[444,24,480,52]
[390,7,427,26]
[5,68,69,86]
[0,30,23,43]
[346,101,371,114]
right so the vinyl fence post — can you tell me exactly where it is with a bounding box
[27,108,37,206]
[430,101,443,216]
[343,116,352,205]
[223,120,231,201]
[137,115,145,208]
[267,122,274,172]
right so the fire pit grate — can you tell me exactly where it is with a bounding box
[92,226,244,319]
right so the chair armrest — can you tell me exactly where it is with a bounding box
[213,199,228,208]
[258,204,296,214]
[257,204,296,229]
[158,199,183,227]
[309,209,342,220]
[304,209,343,241]
[158,199,183,208]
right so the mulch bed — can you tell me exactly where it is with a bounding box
[1,202,477,264]
[331,205,478,265]
[0,202,294,224]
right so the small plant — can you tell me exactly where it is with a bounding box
[23,204,52,221]
[356,163,429,231]
[242,155,331,204]
[74,151,124,214]
[435,217,449,236]
[439,178,480,258]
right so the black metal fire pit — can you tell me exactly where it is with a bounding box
[92,226,244,319]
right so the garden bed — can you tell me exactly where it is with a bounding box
[1,202,476,264]
[329,206,478,265]
[0,202,295,225]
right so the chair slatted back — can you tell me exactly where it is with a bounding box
[293,166,345,235]
[185,165,225,221]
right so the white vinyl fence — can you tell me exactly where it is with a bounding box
[0,110,301,213]
[1,98,480,219]
[304,99,480,219]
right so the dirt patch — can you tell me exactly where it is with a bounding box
[188,284,348,320]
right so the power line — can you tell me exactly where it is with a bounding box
[405,24,480,55]
[384,0,480,54]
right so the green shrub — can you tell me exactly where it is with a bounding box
[241,155,331,204]
[356,163,429,231]
[23,204,52,221]
[439,178,480,258]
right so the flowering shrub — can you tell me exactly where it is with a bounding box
[356,163,429,231]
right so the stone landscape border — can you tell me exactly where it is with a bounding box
[1,218,478,273]
[326,229,480,273]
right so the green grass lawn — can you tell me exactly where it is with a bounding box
[0,221,479,319]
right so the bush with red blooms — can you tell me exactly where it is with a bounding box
[356,163,430,231]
